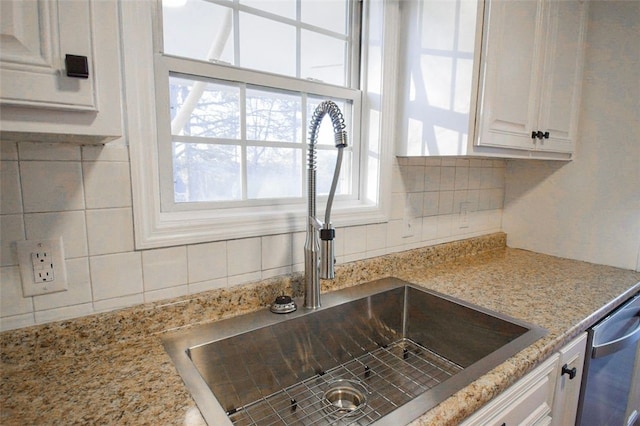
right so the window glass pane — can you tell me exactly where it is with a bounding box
[247,147,302,199]
[301,31,346,86]
[173,143,241,202]
[240,0,295,19]
[316,149,351,196]
[163,0,234,64]
[169,76,240,139]
[365,0,383,94]
[301,0,347,35]
[239,13,296,76]
[246,88,302,142]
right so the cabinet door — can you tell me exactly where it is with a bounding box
[476,0,544,151]
[536,0,588,153]
[0,0,96,110]
[551,333,587,426]
[461,354,559,426]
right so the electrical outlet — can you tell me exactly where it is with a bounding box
[32,251,55,283]
[402,194,417,238]
[402,215,415,238]
[459,201,471,229]
[17,238,68,297]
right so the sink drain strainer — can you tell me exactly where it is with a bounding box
[322,379,368,417]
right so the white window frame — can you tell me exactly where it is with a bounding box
[121,0,398,249]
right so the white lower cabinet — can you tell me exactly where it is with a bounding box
[461,354,559,426]
[461,333,587,426]
[551,333,587,426]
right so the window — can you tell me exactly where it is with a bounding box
[121,0,392,248]
[157,0,361,212]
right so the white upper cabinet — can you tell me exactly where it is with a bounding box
[476,0,541,152]
[396,0,588,160]
[0,0,123,144]
[0,0,94,110]
[477,0,588,158]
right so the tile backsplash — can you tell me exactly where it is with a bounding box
[0,140,505,331]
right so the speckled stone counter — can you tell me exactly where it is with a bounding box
[2,233,639,425]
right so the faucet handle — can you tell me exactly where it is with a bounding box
[310,216,323,230]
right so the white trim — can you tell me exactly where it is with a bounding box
[379,0,399,216]
[121,0,394,250]
[121,0,163,249]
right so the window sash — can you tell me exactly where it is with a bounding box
[159,0,361,88]
[154,55,362,212]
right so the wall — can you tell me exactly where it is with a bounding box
[503,1,640,271]
[0,142,505,331]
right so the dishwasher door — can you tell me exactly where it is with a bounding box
[577,294,640,426]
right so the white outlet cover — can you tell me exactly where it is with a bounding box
[16,238,68,297]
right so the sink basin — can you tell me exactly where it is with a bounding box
[162,277,546,425]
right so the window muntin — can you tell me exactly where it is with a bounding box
[159,0,361,211]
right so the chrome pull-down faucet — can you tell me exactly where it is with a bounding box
[304,100,348,309]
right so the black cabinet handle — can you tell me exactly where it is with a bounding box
[561,363,577,379]
[531,130,551,140]
[65,54,89,79]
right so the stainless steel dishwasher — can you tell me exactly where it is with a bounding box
[577,293,640,426]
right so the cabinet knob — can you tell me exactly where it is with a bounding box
[561,363,577,379]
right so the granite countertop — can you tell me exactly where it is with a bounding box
[2,233,640,425]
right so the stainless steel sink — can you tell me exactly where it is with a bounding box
[163,277,546,425]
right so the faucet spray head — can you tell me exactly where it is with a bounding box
[334,131,348,148]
